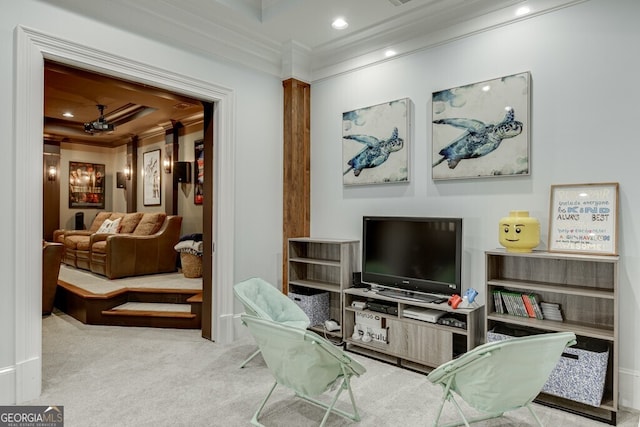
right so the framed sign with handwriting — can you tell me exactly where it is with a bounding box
[548,182,619,255]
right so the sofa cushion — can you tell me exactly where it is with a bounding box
[119,212,144,234]
[109,212,125,222]
[133,213,167,236]
[88,212,112,232]
[91,240,107,254]
[65,235,89,250]
[76,239,92,251]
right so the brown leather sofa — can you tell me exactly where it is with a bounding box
[54,211,115,268]
[56,212,182,279]
[43,241,64,315]
[90,215,183,279]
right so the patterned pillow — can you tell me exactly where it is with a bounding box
[96,217,121,234]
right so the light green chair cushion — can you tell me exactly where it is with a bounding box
[241,314,366,426]
[234,277,309,329]
[427,331,576,426]
[243,314,365,396]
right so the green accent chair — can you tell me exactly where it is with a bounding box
[240,314,366,426]
[233,277,310,368]
[427,331,577,427]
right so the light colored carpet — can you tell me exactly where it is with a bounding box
[27,311,639,427]
[58,265,202,294]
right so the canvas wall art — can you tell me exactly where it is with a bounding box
[342,98,410,186]
[194,139,204,205]
[432,71,530,180]
[143,149,161,206]
[68,162,105,209]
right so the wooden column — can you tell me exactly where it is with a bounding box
[282,78,311,293]
[125,137,138,212]
[164,122,182,216]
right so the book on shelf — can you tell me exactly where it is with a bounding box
[492,290,505,314]
[493,290,544,320]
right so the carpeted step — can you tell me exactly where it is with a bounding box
[102,302,196,319]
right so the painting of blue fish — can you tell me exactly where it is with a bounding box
[343,98,410,185]
[432,72,530,180]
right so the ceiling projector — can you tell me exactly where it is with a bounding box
[84,104,115,134]
[84,119,114,133]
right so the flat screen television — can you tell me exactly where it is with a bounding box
[362,216,463,300]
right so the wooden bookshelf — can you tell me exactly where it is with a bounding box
[485,249,618,424]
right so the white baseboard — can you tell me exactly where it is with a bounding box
[620,368,640,411]
[0,365,16,405]
[15,356,41,404]
[0,356,42,406]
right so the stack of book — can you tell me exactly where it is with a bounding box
[492,290,544,320]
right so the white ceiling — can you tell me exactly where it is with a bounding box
[38,0,586,81]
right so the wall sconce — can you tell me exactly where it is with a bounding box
[47,165,57,181]
[163,155,172,174]
[124,165,131,180]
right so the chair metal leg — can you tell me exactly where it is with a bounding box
[433,377,454,426]
[343,373,362,422]
[296,372,362,425]
[240,348,261,368]
[251,380,278,427]
[526,403,544,427]
[434,377,504,427]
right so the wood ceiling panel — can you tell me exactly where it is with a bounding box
[44,61,204,148]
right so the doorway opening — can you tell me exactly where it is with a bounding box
[15,25,237,402]
[43,60,211,333]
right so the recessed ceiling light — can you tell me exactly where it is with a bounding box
[63,112,74,118]
[516,6,531,16]
[385,50,397,58]
[482,85,491,92]
[331,17,348,30]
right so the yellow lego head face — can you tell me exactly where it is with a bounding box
[499,211,540,253]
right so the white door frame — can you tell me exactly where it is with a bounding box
[13,25,237,402]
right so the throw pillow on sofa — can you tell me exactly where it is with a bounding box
[133,213,167,236]
[96,217,121,234]
[119,212,144,233]
[88,212,113,232]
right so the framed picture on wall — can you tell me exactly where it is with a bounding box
[432,71,530,180]
[194,139,204,205]
[548,182,619,255]
[68,161,105,209]
[342,98,410,186]
[143,149,161,206]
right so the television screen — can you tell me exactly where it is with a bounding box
[362,216,462,298]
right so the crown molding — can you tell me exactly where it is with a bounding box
[39,0,588,82]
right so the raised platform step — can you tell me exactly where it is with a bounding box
[55,279,202,329]
[103,302,197,318]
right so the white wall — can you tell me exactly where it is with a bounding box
[1,0,283,404]
[310,0,640,410]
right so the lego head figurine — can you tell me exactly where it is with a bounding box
[499,210,540,253]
